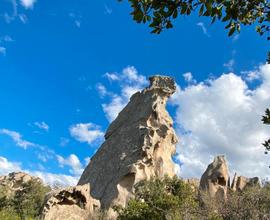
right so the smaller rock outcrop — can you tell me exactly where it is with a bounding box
[41,184,100,220]
[199,156,261,202]
[0,172,41,197]
[199,156,230,200]
[231,173,260,191]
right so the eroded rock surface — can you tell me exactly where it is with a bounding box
[0,172,41,197]
[231,173,260,191]
[41,184,100,220]
[78,76,178,209]
[199,156,230,200]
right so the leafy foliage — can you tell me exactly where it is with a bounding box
[114,176,200,220]
[215,185,270,219]
[120,0,270,61]
[263,108,270,155]
[121,0,268,35]
[0,179,50,220]
[114,176,270,220]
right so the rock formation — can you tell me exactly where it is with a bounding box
[199,156,260,201]
[0,172,41,197]
[199,156,230,200]
[41,184,100,220]
[231,173,260,191]
[78,76,178,210]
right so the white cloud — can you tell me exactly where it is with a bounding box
[104,72,119,81]
[0,47,6,55]
[70,123,104,145]
[0,156,78,186]
[69,12,81,28]
[96,83,108,98]
[57,154,83,176]
[0,156,21,175]
[84,157,90,166]
[20,0,36,9]
[59,137,70,147]
[1,0,31,23]
[101,66,148,122]
[0,129,35,149]
[34,121,49,132]
[171,63,270,179]
[242,69,261,82]
[183,72,196,84]
[102,95,126,122]
[197,22,210,37]
[31,171,78,186]
[223,59,235,72]
[2,0,17,23]
[37,148,54,162]
[232,34,240,42]
[0,35,13,43]
[122,66,147,85]
[37,154,48,162]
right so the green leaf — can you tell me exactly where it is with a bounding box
[228,26,236,36]
[173,9,178,19]
[205,2,212,13]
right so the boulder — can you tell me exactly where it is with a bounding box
[231,173,260,191]
[40,184,100,220]
[199,156,230,200]
[78,76,178,210]
[0,172,41,197]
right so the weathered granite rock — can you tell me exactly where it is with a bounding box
[199,156,230,200]
[231,173,260,191]
[78,76,178,210]
[41,184,100,220]
[0,172,41,197]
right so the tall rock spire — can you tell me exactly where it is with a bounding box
[78,76,178,209]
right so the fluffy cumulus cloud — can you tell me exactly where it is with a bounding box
[20,0,36,9]
[0,129,35,149]
[172,63,270,179]
[57,154,83,176]
[69,123,104,145]
[101,66,148,122]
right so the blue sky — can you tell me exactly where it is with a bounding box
[0,0,270,185]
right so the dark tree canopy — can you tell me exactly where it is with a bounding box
[122,0,267,33]
[120,0,270,61]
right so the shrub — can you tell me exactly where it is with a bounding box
[0,179,50,220]
[114,176,199,220]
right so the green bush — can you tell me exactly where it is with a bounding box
[218,186,270,219]
[114,176,270,220]
[114,176,199,220]
[0,179,50,220]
